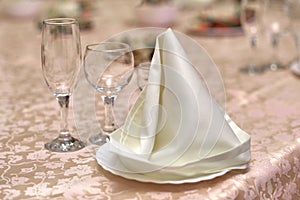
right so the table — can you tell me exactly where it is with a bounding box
[1,1,300,199]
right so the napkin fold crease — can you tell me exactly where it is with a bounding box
[96,29,251,180]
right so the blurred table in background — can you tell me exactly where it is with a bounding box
[1,0,300,199]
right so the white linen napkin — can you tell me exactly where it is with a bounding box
[96,29,250,180]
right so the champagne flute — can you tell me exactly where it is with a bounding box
[84,42,134,145]
[262,0,290,71]
[41,18,85,152]
[240,0,265,75]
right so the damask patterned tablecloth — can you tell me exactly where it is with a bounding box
[1,3,300,200]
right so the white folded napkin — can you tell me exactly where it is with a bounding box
[96,29,250,180]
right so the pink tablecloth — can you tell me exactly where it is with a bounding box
[0,1,300,199]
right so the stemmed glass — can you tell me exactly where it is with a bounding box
[136,62,151,91]
[240,0,265,75]
[41,18,85,152]
[84,42,134,145]
[126,62,151,109]
[262,0,290,71]
[289,0,300,71]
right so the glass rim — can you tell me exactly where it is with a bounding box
[86,42,131,53]
[43,18,78,25]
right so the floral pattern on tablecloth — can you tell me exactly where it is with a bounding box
[1,5,300,199]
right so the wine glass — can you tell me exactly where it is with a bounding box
[126,61,151,110]
[289,0,300,71]
[84,42,134,145]
[136,62,151,91]
[262,0,290,71]
[240,0,265,75]
[132,47,153,94]
[41,18,85,152]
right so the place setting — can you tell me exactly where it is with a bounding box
[94,28,251,184]
[41,17,251,184]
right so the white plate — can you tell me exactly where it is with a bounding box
[95,146,248,184]
[95,116,250,184]
[99,163,231,184]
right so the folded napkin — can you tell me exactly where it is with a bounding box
[96,29,250,181]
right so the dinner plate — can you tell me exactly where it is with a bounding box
[99,164,230,184]
[95,114,250,184]
[95,144,248,184]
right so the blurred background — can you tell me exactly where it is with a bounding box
[0,0,299,75]
[0,0,242,30]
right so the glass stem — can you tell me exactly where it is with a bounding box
[271,33,279,70]
[250,35,257,49]
[56,95,71,140]
[272,33,279,49]
[102,95,117,133]
[249,35,257,67]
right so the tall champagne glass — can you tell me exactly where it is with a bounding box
[84,42,134,145]
[262,0,290,71]
[240,0,265,75]
[41,18,85,152]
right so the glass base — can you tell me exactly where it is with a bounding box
[89,133,109,146]
[240,65,265,75]
[45,136,85,152]
[269,63,286,71]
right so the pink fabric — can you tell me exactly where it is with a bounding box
[0,1,299,199]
